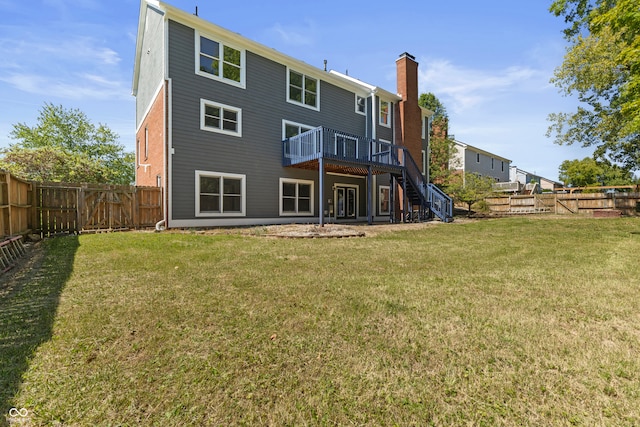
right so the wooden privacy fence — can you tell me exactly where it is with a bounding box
[36,183,162,236]
[0,171,163,239]
[486,193,640,216]
[0,173,32,239]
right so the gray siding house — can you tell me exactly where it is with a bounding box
[450,140,511,183]
[132,0,453,228]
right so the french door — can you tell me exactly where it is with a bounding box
[335,187,356,219]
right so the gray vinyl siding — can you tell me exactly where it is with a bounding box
[167,20,370,220]
[465,150,510,182]
[135,5,165,127]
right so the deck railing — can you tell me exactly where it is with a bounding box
[283,127,403,170]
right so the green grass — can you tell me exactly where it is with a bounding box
[3,217,640,426]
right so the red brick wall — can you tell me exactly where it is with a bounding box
[394,53,423,219]
[135,84,166,188]
[396,53,422,172]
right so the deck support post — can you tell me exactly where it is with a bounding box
[367,165,373,225]
[319,156,325,227]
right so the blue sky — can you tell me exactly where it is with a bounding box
[0,0,595,181]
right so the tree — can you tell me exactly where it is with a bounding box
[0,103,134,184]
[547,0,640,171]
[446,172,496,214]
[558,157,637,186]
[418,92,458,185]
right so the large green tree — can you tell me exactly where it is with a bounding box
[559,157,637,186]
[547,0,640,170]
[0,103,134,184]
[418,92,457,185]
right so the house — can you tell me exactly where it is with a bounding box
[132,0,453,228]
[494,166,563,194]
[449,140,511,183]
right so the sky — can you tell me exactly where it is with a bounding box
[0,0,596,182]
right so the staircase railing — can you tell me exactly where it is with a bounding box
[428,183,454,222]
[402,151,454,222]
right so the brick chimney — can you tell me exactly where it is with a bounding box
[395,52,422,171]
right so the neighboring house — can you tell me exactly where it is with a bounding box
[449,140,511,183]
[132,0,453,228]
[496,167,563,194]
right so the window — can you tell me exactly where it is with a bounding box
[200,99,242,137]
[144,127,149,160]
[196,33,245,87]
[422,116,428,139]
[196,171,246,216]
[501,161,505,172]
[287,69,319,110]
[379,99,391,127]
[476,153,480,163]
[491,158,495,169]
[280,178,314,216]
[283,120,314,139]
[355,95,366,115]
[379,186,390,215]
[335,133,358,158]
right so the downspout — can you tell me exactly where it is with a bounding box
[370,89,377,140]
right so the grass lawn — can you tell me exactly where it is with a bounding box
[2,217,640,426]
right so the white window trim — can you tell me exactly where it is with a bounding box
[379,99,391,128]
[195,170,246,217]
[282,119,315,139]
[378,185,390,216]
[355,94,366,116]
[286,67,320,111]
[200,99,242,137]
[279,178,314,216]
[195,31,246,89]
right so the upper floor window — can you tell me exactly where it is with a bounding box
[355,95,366,115]
[287,69,319,110]
[379,99,391,127]
[200,99,242,137]
[476,153,480,163]
[422,116,428,139]
[491,158,495,169]
[196,33,245,88]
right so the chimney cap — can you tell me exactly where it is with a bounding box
[398,52,416,61]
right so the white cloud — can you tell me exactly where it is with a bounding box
[268,22,315,46]
[418,58,543,113]
[0,73,129,100]
[0,30,127,102]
